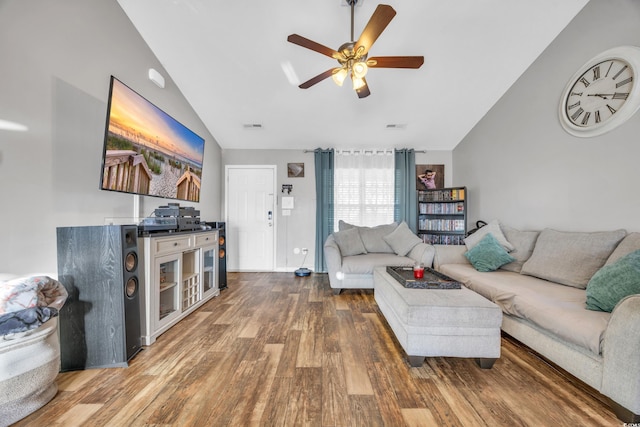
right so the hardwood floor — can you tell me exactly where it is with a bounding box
[15,272,619,426]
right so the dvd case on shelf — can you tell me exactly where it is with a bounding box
[417,186,467,245]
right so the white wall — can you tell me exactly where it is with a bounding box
[223,149,452,271]
[0,0,222,274]
[453,0,640,232]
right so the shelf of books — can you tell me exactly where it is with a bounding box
[417,187,467,245]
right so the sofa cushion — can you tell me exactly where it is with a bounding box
[383,221,422,256]
[338,220,352,231]
[407,243,436,268]
[337,221,398,253]
[499,226,540,273]
[438,263,610,354]
[341,253,415,274]
[510,278,610,355]
[332,228,367,256]
[586,249,640,312]
[464,220,515,252]
[521,228,626,289]
[606,232,640,266]
[358,222,398,253]
[464,234,516,272]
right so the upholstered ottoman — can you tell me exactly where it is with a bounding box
[373,266,502,368]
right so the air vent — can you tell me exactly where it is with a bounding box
[386,124,407,129]
[242,123,263,129]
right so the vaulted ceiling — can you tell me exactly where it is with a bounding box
[117,0,589,151]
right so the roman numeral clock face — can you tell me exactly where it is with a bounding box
[566,60,632,125]
[559,46,640,137]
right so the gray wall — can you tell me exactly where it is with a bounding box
[0,0,222,274]
[223,149,452,271]
[454,0,640,232]
[223,150,317,271]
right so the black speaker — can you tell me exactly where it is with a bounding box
[57,225,142,371]
[216,222,227,290]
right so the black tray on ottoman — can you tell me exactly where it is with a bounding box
[386,266,462,289]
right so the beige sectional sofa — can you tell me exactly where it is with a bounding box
[324,221,436,294]
[432,223,640,422]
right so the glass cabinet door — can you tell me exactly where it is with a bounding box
[156,254,181,328]
[202,245,217,296]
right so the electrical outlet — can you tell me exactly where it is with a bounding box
[302,248,308,255]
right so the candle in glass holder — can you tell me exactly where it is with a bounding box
[413,263,425,279]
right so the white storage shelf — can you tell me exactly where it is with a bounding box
[139,230,219,345]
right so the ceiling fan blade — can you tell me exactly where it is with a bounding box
[356,78,371,98]
[354,4,396,56]
[299,68,339,89]
[287,34,340,59]
[368,56,424,69]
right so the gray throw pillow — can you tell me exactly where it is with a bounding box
[383,221,422,256]
[499,226,540,273]
[358,222,398,253]
[605,232,640,266]
[338,220,356,231]
[464,233,516,272]
[332,228,367,256]
[464,220,515,252]
[521,228,627,289]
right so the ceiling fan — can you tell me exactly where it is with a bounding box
[287,1,424,98]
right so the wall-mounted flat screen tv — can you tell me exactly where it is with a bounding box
[100,76,205,202]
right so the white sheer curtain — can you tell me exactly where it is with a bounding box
[334,149,395,229]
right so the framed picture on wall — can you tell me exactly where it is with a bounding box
[288,163,304,177]
[416,164,444,190]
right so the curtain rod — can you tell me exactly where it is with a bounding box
[302,149,427,153]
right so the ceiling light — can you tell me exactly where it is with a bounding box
[332,68,348,86]
[352,61,368,79]
[352,75,366,90]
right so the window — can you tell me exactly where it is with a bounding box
[334,149,394,229]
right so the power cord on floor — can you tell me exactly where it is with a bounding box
[295,249,311,277]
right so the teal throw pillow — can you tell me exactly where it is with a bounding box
[465,233,516,272]
[586,249,640,312]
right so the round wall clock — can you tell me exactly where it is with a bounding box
[559,46,640,137]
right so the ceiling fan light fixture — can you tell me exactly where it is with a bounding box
[332,67,348,86]
[352,75,366,90]
[287,3,423,98]
[352,61,368,79]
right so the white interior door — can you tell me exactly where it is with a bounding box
[226,166,276,271]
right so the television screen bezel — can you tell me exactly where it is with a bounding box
[99,75,205,203]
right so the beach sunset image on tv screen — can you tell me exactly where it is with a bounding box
[100,76,205,202]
